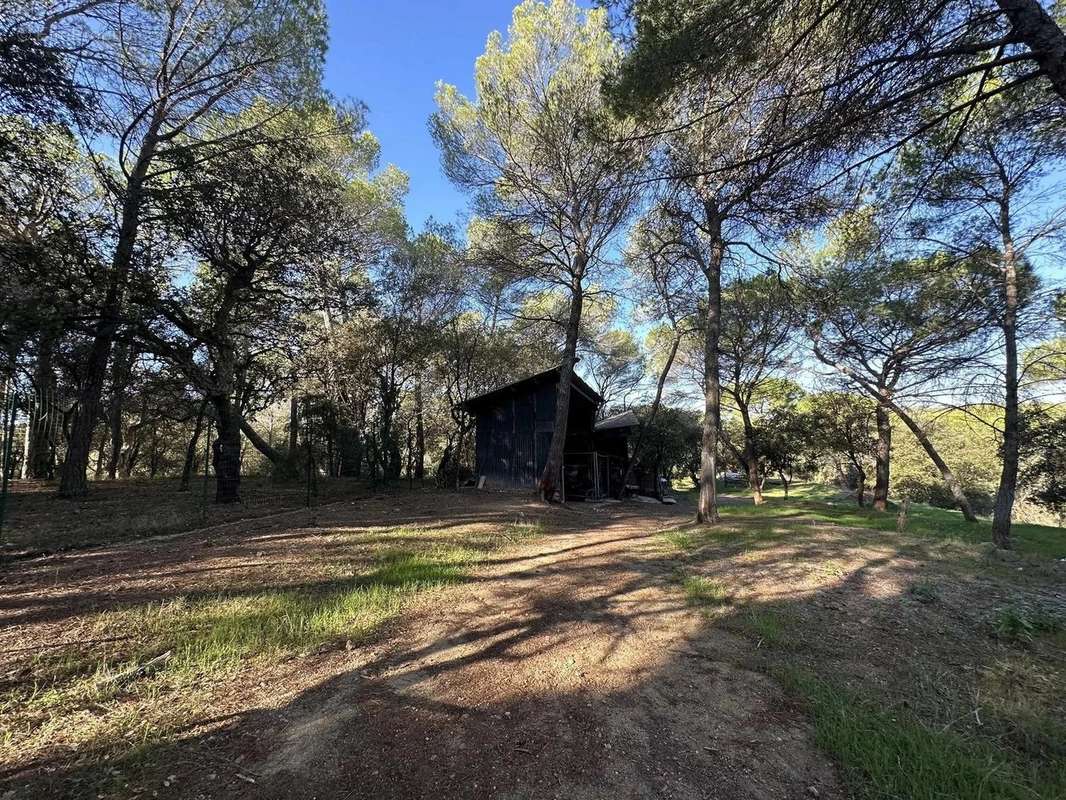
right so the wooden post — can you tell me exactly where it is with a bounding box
[896,498,910,533]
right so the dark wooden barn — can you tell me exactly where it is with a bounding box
[461,366,655,500]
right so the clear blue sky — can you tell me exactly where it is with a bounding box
[322,1,519,233]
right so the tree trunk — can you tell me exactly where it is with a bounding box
[738,403,765,505]
[697,213,724,524]
[855,467,866,508]
[288,394,299,457]
[59,339,107,496]
[995,0,1066,102]
[992,213,1020,549]
[239,417,289,463]
[93,429,107,480]
[622,333,681,494]
[816,346,976,522]
[23,333,57,479]
[539,270,586,502]
[58,134,157,498]
[780,471,790,499]
[873,404,891,511]
[105,344,135,481]
[892,401,977,521]
[414,380,425,481]
[179,398,208,492]
[211,396,242,504]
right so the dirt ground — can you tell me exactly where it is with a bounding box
[0,477,382,556]
[1,490,843,800]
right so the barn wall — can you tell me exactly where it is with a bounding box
[472,377,606,491]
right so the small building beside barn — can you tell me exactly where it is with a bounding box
[460,366,658,500]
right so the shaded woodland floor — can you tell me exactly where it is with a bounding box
[0,477,388,556]
[0,485,1063,799]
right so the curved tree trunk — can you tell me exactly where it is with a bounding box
[737,403,765,505]
[59,135,158,498]
[890,401,977,522]
[622,333,681,494]
[814,345,976,522]
[994,0,1066,102]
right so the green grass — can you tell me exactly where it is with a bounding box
[990,604,1065,644]
[781,669,1066,800]
[907,579,943,605]
[739,608,791,647]
[661,484,1066,800]
[660,522,789,555]
[714,484,1066,559]
[1,519,547,768]
[11,546,474,714]
[681,575,731,608]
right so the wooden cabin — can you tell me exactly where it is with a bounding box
[461,366,656,500]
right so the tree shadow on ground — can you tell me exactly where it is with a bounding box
[4,493,1064,800]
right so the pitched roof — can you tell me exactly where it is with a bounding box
[461,364,602,410]
[594,410,639,431]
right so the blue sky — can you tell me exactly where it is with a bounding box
[322,1,519,233]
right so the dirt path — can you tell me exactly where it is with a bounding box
[169,502,843,800]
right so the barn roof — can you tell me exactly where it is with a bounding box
[594,410,639,431]
[461,365,602,410]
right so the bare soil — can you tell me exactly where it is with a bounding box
[0,477,383,556]
[1,490,842,800]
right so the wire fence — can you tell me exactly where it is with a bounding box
[0,386,425,559]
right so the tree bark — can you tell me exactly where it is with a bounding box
[105,344,134,480]
[288,394,299,457]
[891,401,977,521]
[697,210,724,524]
[93,429,107,480]
[622,333,681,494]
[873,404,891,511]
[238,417,289,464]
[179,398,208,492]
[59,132,158,497]
[855,468,866,508]
[539,268,586,501]
[211,395,242,504]
[814,345,976,521]
[23,333,57,479]
[991,210,1020,549]
[414,380,425,481]
[995,0,1066,103]
[737,401,765,505]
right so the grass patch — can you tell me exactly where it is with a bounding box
[7,546,473,720]
[781,669,1066,800]
[990,604,1064,644]
[907,580,942,605]
[504,517,544,542]
[681,575,730,608]
[1,517,547,771]
[660,522,786,555]
[740,608,791,647]
[716,484,1066,559]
